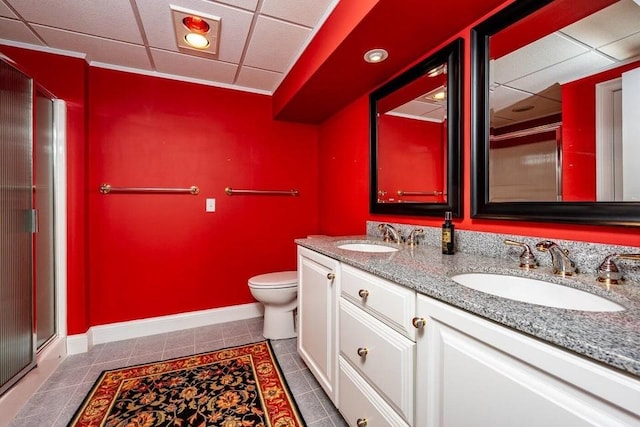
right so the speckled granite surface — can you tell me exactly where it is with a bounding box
[296,231,640,378]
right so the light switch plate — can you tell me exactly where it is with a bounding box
[206,198,215,212]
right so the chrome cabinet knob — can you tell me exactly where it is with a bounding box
[356,418,368,427]
[412,317,426,329]
[357,347,368,358]
[327,272,335,280]
[358,289,369,298]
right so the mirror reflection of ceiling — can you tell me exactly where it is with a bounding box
[386,87,447,123]
[384,66,448,124]
[490,0,640,128]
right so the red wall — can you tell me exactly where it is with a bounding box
[317,23,640,246]
[87,68,319,326]
[2,0,640,336]
[378,115,445,203]
[562,60,640,201]
[0,46,90,335]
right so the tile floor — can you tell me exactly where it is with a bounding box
[9,317,347,427]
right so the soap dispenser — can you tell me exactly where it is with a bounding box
[442,211,455,255]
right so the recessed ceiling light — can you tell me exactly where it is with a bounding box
[185,32,210,49]
[512,105,534,113]
[427,64,447,77]
[432,91,446,101]
[424,85,447,102]
[171,6,220,57]
[364,48,388,63]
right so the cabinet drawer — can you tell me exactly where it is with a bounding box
[339,357,410,427]
[340,299,414,423]
[341,264,415,339]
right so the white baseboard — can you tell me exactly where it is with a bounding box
[66,303,263,354]
[66,334,90,355]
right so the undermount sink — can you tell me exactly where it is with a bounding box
[336,242,399,253]
[451,273,625,312]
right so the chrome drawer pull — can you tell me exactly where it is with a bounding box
[356,418,368,427]
[327,272,335,280]
[358,289,369,298]
[412,317,427,329]
[357,347,368,358]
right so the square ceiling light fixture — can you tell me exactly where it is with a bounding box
[171,5,221,57]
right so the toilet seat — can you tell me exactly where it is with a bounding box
[248,271,297,289]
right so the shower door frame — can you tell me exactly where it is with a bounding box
[0,55,67,400]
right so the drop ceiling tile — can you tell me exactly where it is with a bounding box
[243,15,310,72]
[493,90,561,123]
[509,51,615,94]
[32,25,151,70]
[150,48,237,84]
[493,33,589,85]
[235,65,282,92]
[391,100,441,118]
[213,0,259,11]
[490,85,532,112]
[599,31,640,60]
[0,2,17,18]
[9,0,142,44]
[0,17,44,46]
[135,0,253,63]
[562,0,640,48]
[260,0,336,27]
[422,107,446,123]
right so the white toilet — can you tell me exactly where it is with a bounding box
[248,271,298,340]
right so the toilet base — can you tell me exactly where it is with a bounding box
[263,306,297,340]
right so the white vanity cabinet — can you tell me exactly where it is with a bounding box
[415,294,640,427]
[297,245,640,427]
[297,246,341,404]
[338,264,417,427]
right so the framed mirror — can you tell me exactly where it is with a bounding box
[370,38,462,217]
[472,0,640,226]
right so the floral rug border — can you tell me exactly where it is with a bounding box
[68,340,305,426]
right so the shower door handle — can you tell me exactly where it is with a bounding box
[26,209,38,233]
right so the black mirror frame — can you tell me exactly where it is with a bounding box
[370,38,463,217]
[471,0,640,227]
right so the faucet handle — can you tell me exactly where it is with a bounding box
[597,253,640,285]
[504,239,538,269]
[407,229,424,247]
[378,223,403,243]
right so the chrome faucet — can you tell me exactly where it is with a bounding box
[378,223,403,243]
[407,228,424,246]
[535,240,577,276]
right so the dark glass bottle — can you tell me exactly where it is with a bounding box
[442,211,455,255]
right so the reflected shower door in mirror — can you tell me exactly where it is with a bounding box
[370,38,462,217]
[472,0,640,225]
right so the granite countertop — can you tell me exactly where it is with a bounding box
[295,235,640,378]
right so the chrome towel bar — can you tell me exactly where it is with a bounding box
[225,187,299,196]
[99,184,199,195]
[397,190,443,196]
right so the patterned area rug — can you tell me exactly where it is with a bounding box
[68,341,305,427]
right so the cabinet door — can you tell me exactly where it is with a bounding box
[416,294,640,427]
[297,246,340,403]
